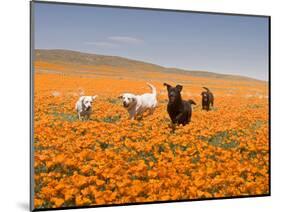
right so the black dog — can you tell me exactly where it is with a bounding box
[201,87,214,111]
[164,83,196,126]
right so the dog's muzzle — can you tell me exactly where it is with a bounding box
[86,106,91,111]
[169,96,176,103]
[123,102,129,108]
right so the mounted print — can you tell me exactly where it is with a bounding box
[30,1,270,211]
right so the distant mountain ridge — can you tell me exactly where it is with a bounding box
[34,49,263,82]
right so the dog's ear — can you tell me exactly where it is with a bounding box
[92,95,98,100]
[163,83,171,90]
[176,85,183,92]
[80,96,85,101]
[118,94,123,99]
[201,92,207,96]
[132,96,137,102]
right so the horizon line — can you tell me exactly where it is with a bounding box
[34,48,268,82]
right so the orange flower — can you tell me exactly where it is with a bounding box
[95,179,105,186]
[33,64,269,208]
[51,197,64,207]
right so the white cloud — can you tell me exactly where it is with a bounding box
[84,41,118,48]
[108,36,144,44]
[84,36,143,48]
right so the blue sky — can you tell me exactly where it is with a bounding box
[34,2,269,80]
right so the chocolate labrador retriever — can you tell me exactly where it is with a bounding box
[201,87,214,111]
[163,83,196,126]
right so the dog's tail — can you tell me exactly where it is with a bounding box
[202,87,210,92]
[188,100,196,105]
[147,83,157,96]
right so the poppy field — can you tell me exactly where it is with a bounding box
[33,63,269,209]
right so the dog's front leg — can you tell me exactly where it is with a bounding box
[128,108,136,120]
[129,111,135,120]
[129,114,135,120]
[78,113,81,121]
[168,121,176,133]
[174,113,183,123]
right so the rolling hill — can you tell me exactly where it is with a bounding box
[34,49,263,82]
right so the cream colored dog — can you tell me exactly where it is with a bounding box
[75,95,98,120]
[119,83,157,120]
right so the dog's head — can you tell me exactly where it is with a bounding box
[163,83,183,104]
[118,93,137,109]
[201,92,208,102]
[82,95,98,111]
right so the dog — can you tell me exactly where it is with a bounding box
[75,95,98,120]
[163,83,196,126]
[119,83,157,120]
[201,87,214,111]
